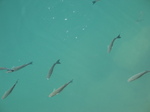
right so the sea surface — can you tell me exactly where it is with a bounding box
[0,0,150,112]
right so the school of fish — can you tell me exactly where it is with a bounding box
[0,1,149,101]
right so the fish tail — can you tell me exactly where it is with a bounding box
[16,79,19,84]
[56,59,61,64]
[117,34,121,38]
[92,1,96,4]
[69,79,73,83]
[28,62,33,64]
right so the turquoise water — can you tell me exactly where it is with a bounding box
[0,0,150,112]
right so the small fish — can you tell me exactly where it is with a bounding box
[128,71,150,82]
[48,79,73,97]
[2,80,19,99]
[46,59,61,80]
[0,67,9,70]
[6,62,32,73]
[92,0,100,4]
[107,34,121,53]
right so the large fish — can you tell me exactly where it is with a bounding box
[107,34,121,53]
[2,80,18,99]
[6,62,32,73]
[128,71,150,82]
[48,79,73,97]
[46,59,61,80]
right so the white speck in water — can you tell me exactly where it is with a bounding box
[48,7,51,10]
[82,28,85,30]
[73,11,76,13]
[75,37,78,39]
[64,18,68,20]
[52,17,55,19]
[66,30,69,33]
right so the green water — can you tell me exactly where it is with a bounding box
[0,0,150,112]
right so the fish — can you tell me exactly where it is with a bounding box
[92,0,100,4]
[46,59,61,80]
[48,79,73,97]
[2,80,19,99]
[6,62,32,73]
[107,34,121,53]
[0,67,9,70]
[128,71,150,82]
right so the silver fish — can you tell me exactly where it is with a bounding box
[0,67,9,70]
[6,62,32,73]
[2,80,18,99]
[107,34,121,53]
[47,59,61,80]
[92,0,100,4]
[48,79,73,97]
[128,71,150,82]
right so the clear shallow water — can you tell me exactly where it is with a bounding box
[0,0,150,112]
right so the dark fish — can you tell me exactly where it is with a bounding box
[47,59,61,80]
[48,79,73,97]
[107,34,121,53]
[2,80,19,99]
[6,62,32,73]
